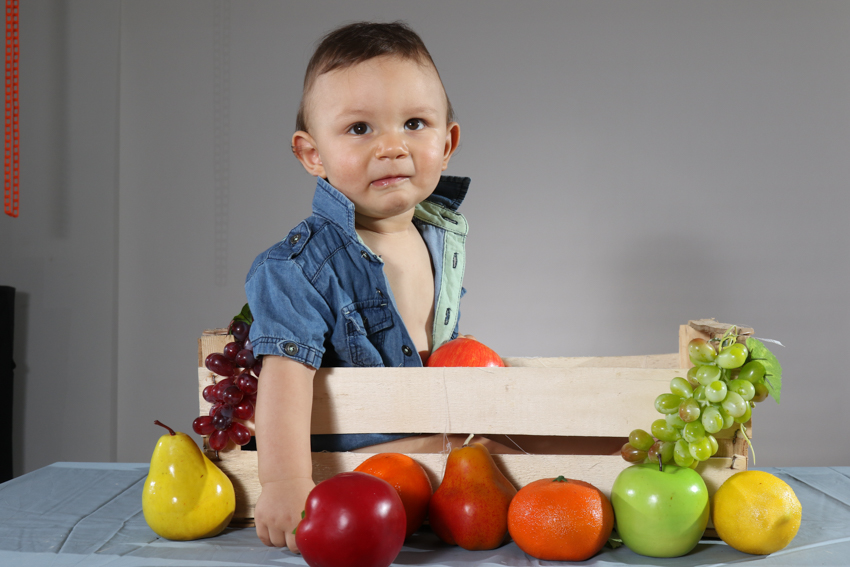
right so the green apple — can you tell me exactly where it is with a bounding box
[611,462,709,557]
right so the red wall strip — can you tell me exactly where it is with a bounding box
[4,0,19,218]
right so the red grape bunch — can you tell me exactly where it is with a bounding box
[193,310,261,452]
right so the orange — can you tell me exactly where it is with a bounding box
[354,452,433,539]
[507,476,614,561]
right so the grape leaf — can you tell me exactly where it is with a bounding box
[746,337,782,404]
[230,303,253,328]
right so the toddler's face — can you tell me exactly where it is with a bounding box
[294,56,459,225]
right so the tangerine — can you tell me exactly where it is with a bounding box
[507,476,614,561]
[354,452,433,539]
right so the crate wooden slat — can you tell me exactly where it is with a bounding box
[197,319,752,523]
[316,366,685,436]
[502,353,680,368]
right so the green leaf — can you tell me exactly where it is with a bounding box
[605,528,623,549]
[291,510,305,535]
[746,338,783,404]
[230,303,253,329]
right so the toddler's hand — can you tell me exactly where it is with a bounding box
[254,477,315,552]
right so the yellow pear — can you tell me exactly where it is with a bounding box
[142,420,235,540]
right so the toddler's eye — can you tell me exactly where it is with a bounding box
[405,118,425,131]
[347,123,371,135]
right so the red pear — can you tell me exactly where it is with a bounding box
[429,441,517,550]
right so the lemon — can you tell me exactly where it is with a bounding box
[712,470,801,555]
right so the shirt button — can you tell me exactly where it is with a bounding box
[284,342,299,356]
[402,345,413,356]
[289,234,301,245]
[361,251,369,260]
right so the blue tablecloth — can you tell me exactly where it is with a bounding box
[0,462,848,566]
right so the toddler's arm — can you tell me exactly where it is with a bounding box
[253,355,316,552]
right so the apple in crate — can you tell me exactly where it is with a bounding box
[426,337,505,368]
[610,462,709,557]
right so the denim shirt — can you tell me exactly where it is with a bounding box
[245,176,469,450]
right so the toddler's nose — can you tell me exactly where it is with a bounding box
[375,131,409,160]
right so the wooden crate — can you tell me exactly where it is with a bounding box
[197,319,751,523]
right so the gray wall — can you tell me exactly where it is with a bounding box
[2,1,120,473]
[2,0,848,474]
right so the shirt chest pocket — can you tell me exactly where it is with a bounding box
[342,300,394,367]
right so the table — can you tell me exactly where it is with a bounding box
[0,463,848,566]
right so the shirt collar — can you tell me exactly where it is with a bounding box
[311,175,470,238]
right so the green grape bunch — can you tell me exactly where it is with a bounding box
[621,326,783,467]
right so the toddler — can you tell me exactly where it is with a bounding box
[245,21,481,551]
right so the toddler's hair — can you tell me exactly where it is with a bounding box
[296,21,455,133]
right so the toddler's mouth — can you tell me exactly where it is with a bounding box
[370,175,409,188]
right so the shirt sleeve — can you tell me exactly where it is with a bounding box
[245,249,333,370]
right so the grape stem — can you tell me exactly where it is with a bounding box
[719,325,739,350]
[739,422,756,466]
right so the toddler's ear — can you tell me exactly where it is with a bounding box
[292,131,326,178]
[441,122,461,170]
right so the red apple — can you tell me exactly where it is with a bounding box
[296,472,406,567]
[426,337,505,368]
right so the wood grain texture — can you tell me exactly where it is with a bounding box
[199,333,230,366]
[503,353,679,369]
[688,319,754,340]
[308,366,685,436]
